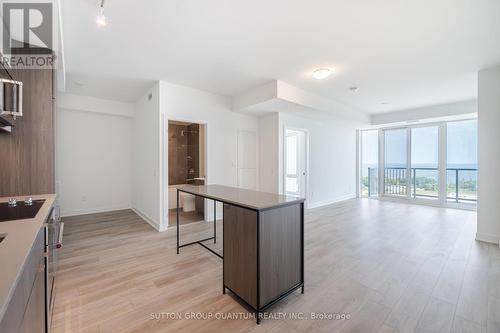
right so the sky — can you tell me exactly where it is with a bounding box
[362,120,477,167]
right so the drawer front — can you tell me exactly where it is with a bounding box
[19,266,46,333]
[0,227,45,332]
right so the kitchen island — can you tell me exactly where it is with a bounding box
[176,185,304,324]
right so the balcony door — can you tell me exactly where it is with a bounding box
[362,119,477,208]
[361,130,379,197]
[410,126,439,201]
[383,128,408,198]
[383,125,441,202]
[446,120,478,205]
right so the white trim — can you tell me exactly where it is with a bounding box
[160,113,166,230]
[132,207,165,232]
[307,195,356,209]
[475,232,500,245]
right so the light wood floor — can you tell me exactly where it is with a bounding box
[52,199,500,333]
[167,208,204,226]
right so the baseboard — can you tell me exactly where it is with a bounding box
[475,232,500,246]
[61,205,132,218]
[307,194,356,209]
[131,207,163,232]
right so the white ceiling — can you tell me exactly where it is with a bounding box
[62,0,500,112]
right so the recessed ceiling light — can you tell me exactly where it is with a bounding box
[349,86,358,93]
[96,0,106,26]
[312,68,332,80]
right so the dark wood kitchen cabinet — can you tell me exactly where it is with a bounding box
[0,61,55,197]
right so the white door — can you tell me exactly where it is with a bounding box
[237,130,257,190]
[284,128,307,198]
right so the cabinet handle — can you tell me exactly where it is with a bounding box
[0,78,23,118]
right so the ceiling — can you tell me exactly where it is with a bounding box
[62,0,500,113]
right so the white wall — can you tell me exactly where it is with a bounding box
[58,93,135,117]
[160,82,259,228]
[56,94,133,217]
[477,65,500,246]
[258,113,280,193]
[131,83,162,230]
[130,81,260,230]
[278,112,362,208]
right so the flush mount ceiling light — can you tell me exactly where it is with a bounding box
[312,68,332,80]
[96,0,106,26]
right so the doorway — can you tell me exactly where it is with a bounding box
[284,127,308,200]
[167,120,207,226]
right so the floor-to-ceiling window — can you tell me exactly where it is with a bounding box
[384,128,408,198]
[360,118,477,208]
[410,126,439,200]
[361,130,379,197]
[446,120,478,204]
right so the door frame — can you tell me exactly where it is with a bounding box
[282,125,310,208]
[163,116,209,229]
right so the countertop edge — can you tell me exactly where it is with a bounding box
[176,185,305,211]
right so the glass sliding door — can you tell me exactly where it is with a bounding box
[446,120,478,204]
[360,118,477,208]
[361,130,379,197]
[410,126,439,200]
[384,128,408,197]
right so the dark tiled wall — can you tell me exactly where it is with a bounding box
[168,123,200,185]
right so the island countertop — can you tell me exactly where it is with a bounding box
[0,194,56,322]
[176,184,305,211]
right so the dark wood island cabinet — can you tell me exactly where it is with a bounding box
[176,185,305,323]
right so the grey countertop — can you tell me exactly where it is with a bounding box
[0,194,56,322]
[176,185,304,211]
